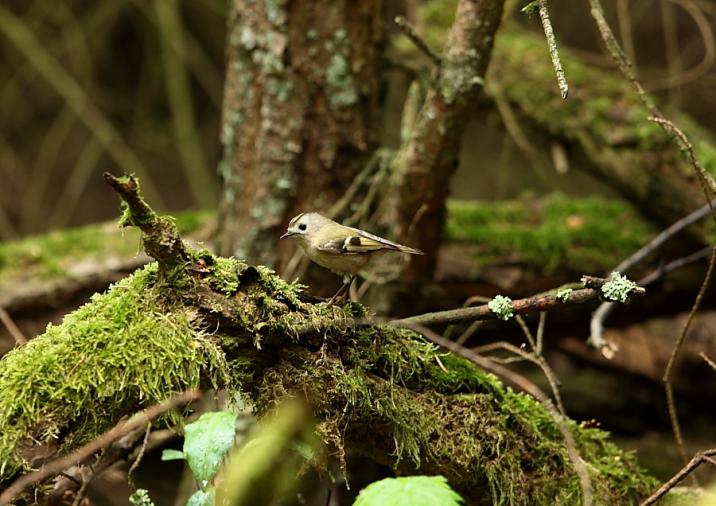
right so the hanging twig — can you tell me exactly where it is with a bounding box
[663,246,716,471]
[128,422,152,478]
[537,0,568,98]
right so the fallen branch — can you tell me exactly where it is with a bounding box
[393,275,644,327]
[0,176,657,504]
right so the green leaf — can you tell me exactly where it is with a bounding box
[161,449,185,461]
[353,476,463,506]
[183,411,237,487]
[291,440,316,461]
[187,488,215,506]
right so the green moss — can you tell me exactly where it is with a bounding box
[0,263,226,480]
[0,210,212,286]
[252,327,656,504]
[445,193,656,274]
[0,215,656,503]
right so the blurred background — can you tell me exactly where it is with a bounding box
[0,0,714,238]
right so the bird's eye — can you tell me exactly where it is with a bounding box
[298,223,307,231]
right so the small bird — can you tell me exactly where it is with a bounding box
[280,212,423,303]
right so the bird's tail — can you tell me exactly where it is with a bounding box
[397,244,423,255]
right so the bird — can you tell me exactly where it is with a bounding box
[280,212,423,303]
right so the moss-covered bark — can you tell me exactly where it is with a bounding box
[0,180,657,504]
[216,0,382,268]
[488,28,716,241]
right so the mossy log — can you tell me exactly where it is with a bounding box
[488,28,716,240]
[0,176,657,504]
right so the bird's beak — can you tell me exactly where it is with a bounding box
[280,231,295,239]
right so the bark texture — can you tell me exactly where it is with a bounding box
[391,0,505,288]
[216,0,382,267]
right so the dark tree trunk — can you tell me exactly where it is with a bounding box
[216,0,383,267]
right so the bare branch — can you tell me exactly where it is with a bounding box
[0,390,200,505]
[640,449,716,506]
[394,16,442,67]
[392,276,644,327]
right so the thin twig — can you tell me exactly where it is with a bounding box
[648,116,716,197]
[128,422,152,478]
[0,390,201,505]
[515,314,537,350]
[473,340,565,415]
[394,16,442,67]
[0,306,27,345]
[663,246,716,470]
[69,472,91,506]
[394,322,592,506]
[535,311,547,355]
[537,0,568,98]
[589,202,712,349]
[455,320,483,345]
[700,352,716,372]
[640,449,716,506]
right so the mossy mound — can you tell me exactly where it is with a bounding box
[0,263,226,480]
[446,193,656,274]
[0,246,657,503]
[249,321,657,504]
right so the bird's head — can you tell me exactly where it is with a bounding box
[280,212,326,243]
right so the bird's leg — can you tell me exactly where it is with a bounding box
[327,275,353,305]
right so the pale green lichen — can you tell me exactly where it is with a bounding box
[326,53,358,109]
[600,272,638,303]
[556,287,573,302]
[488,295,514,320]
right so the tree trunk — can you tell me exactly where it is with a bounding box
[216,0,383,267]
[391,0,505,289]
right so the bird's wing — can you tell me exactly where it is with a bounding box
[317,228,423,255]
